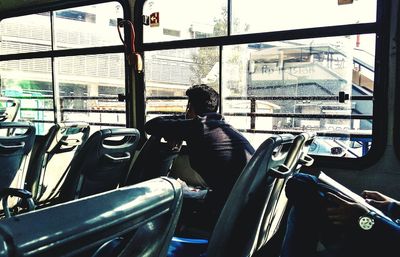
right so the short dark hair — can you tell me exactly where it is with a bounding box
[186,84,219,115]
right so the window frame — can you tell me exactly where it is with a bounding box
[393,2,400,160]
[134,0,390,168]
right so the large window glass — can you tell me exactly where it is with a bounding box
[143,0,227,43]
[142,0,379,159]
[57,53,126,131]
[54,2,123,49]
[0,58,54,134]
[0,2,126,135]
[145,47,219,121]
[232,0,377,35]
[222,35,374,157]
[0,13,52,55]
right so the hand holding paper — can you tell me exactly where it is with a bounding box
[318,171,392,222]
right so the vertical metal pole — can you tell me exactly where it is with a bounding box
[220,0,231,114]
[227,0,231,36]
[50,11,61,124]
[219,45,223,114]
[250,98,256,129]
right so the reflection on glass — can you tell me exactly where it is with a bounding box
[0,59,54,135]
[232,0,377,34]
[222,35,375,157]
[143,0,227,43]
[0,13,52,55]
[56,53,126,132]
[54,2,124,49]
[144,47,219,118]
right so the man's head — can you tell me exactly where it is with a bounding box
[185,84,219,117]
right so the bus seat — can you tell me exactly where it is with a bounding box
[253,132,315,256]
[205,133,314,257]
[49,128,140,204]
[124,135,181,186]
[24,122,90,203]
[0,177,183,257]
[0,122,35,190]
[0,97,20,123]
[0,188,35,218]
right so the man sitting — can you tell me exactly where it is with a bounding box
[145,84,255,234]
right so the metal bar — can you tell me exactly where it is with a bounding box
[60,96,120,100]
[50,10,60,124]
[145,95,373,101]
[224,96,373,101]
[237,128,371,139]
[146,111,185,115]
[61,109,125,114]
[20,108,54,112]
[10,96,122,101]
[250,98,256,129]
[26,120,55,124]
[139,23,376,51]
[145,110,372,120]
[27,120,125,127]
[0,46,125,61]
[146,96,188,100]
[20,107,125,113]
[7,96,53,100]
[85,122,125,127]
[222,112,372,119]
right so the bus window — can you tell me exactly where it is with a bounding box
[0,13,52,55]
[56,53,126,132]
[232,0,377,35]
[0,59,54,134]
[53,3,123,49]
[222,35,374,154]
[143,0,227,43]
[145,47,220,122]
[0,1,127,135]
[140,0,382,161]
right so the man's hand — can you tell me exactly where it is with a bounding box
[326,192,369,226]
[361,190,398,212]
[176,178,207,199]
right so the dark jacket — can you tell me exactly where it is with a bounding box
[144,113,255,206]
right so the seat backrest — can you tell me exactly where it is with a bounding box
[56,128,140,203]
[24,122,90,202]
[206,133,314,257]
[0,97,20,123]
[124,135,181,186]
[254,132,315,249]
[0,177,183,257]
[0,122,35,190]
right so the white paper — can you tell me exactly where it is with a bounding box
[318,171,392,221]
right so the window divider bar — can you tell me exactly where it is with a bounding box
[0,45,125,61]
[223,112,372,120]
[237,128,371,140]
[140,23,377,51]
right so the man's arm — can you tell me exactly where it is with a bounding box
[144,115,193,140]
[362,190,400,220]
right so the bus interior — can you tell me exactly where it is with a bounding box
[0,0,399,256]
